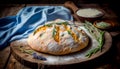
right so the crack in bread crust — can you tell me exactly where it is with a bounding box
[27,20,89,55]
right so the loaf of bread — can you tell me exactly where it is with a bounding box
[27,19,89,55]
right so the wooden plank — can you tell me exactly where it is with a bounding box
[0,4,119,69]
[26,4,63,6]
[99,4,118,19]
[6,55,31,69]
[9,27,112,68]
[0,4,25,18]
[0,47,11,69]
[0,4,25,69]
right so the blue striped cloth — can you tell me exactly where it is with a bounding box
[0,6,73,50]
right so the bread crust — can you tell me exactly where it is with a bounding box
[27,20,89,55]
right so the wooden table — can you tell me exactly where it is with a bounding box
[0,4,120,69]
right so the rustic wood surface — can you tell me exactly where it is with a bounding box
[0,3,120,69]
[10,31,112,66]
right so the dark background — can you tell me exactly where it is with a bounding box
[0,0,118,4]
[0,0,120,69]
[0,0,119,19]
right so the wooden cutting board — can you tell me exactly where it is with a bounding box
[10,23,112,68]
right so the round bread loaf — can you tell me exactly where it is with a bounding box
[27,20,89,55]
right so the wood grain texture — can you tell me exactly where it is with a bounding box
[0,4,25,69]
[6,55,31,69]
[10,29,112,68]
[26,4,63,6]
[0,47,11,69]
[0,3,119,69]
[0,4,25,18]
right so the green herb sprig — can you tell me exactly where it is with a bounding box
[33,30,37,35]
[84,21,105,58]
[56,22,69,25]
[67,30,72,35]
[44,23,53,27]
[52,27,57,38]
[39,33,44,37]
[19,46,34,55]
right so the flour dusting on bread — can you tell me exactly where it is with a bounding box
[27,19,89,55]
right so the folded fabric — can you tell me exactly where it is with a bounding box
[0,6,73,50]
